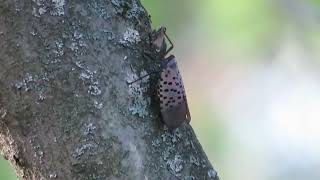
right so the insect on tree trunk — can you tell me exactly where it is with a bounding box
[0,0,220,179]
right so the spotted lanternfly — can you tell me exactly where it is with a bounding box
[129,27,191,130]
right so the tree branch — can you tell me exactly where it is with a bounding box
[0,0,219,179]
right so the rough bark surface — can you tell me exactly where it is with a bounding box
[0,0,219,179]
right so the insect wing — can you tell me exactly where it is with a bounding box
[157,57,191,129]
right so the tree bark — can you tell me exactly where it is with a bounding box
[0,0,219,179]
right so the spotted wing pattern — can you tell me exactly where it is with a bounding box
[158,65,184,110]
[157,56,191,129]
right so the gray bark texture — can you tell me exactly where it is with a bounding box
[0,0,220,180]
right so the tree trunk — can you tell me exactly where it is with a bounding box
[0,0,219,179]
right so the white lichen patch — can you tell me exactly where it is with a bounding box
[54,40,64,56]
[127,70,150,118]
[161,129,182,145]
[14,73,49,103]
[78,66,102,97]
[150,129,189,174]
[207,169,217,179]
[51,0,65,16]
[25,73,33,82]
[14,73,34,91]
[88,85,102,96]
[50,39,64,63]
[162,146,174,161]
[32,0,65,17]
[75,61,84,68]
[30,30,38,36]
[49,173,57,178]
[38,91,46,102]
[93,100,103,109]
[78,41,86,48]
[73,31,83,40]
[38,7,47,15]
[171,132,179,143]
[126,0,145,19]
[120,28,141,45]
[128,100,149,117]
[83,123,96,136]
[69,31,87,53]
[167,155,184,175]
[73,143,97,158]
[72,122,99,159]
[70,42,79,52]
[151,139,160,147]
[32,0,45,17]
[32,7,38,17]
[79,72,91,80]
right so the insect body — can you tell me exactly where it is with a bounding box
[158,55,191,130]
[130,27,191,130]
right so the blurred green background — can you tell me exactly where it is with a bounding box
[0,157,16,179]
[2,0,320,179]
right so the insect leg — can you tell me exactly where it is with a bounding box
[164,31,174,56]
[127,51,162,85]
[142,50,165,72]
[127,70,161,85]
[142,50,156,61]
